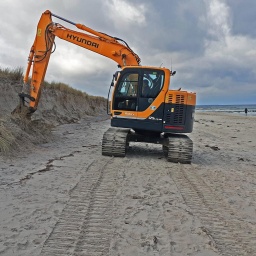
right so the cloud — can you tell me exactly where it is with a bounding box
[202,0,256,64]
[175,0,256,104]
[104,0,146,28]
[204,0,231,40]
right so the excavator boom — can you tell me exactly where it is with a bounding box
[13,10,140,116]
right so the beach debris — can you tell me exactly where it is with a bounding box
[205,145,220,151]
[238,157,250,162]
[210,146,220,151]
[152,236,158,250]
[153,236,158,245]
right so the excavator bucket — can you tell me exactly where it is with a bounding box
[11,93,36,119]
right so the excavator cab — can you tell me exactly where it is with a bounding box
[110,66,195,134]
[113,68,164,111]
[110,67,167,132]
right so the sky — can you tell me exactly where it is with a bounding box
[0,0,255,105]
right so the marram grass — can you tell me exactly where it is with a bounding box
[0,122,15,153]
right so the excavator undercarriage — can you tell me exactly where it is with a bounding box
[102,128,193,164]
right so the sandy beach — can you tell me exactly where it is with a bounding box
[0,111,256,256]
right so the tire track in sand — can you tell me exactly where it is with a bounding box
[40,156,116,256]
[170,163,256,256]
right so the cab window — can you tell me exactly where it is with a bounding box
[116,73,138,97]
[141,70,164,98]
[114,72,138,111]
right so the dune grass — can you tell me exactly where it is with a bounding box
[44,81,88,97]
[0,66,105,101]
[0,121,15,153]
[0,67,23,81]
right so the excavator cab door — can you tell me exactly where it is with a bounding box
[112,68,164,116]
[112,70,139,116]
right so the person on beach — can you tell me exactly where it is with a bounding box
[245,108,248,116]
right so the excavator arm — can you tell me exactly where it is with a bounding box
[13,10,140,117]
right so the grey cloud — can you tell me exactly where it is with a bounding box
[226,0,256,38]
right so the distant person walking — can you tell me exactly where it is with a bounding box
[245,108,248,116]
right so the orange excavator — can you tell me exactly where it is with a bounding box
[13,10,196,163]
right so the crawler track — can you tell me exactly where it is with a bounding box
[102,128,129,157]
[166,135,193,164]
[102,128,194,164]
[40,157,116,256]
[170,164,256,256]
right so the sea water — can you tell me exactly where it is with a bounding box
[196,104,256,116]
